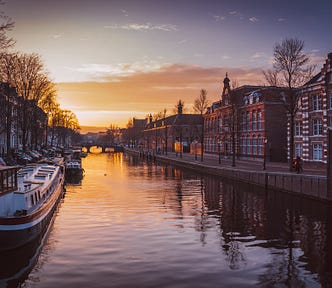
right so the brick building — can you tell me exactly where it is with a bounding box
[294,53,332,164]
[142,102,203,154]
[204,75,287,162]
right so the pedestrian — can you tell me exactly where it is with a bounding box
[294,155,302,173]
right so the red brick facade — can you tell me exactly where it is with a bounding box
[204,78,287,162]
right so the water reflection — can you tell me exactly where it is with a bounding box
[65,174,83,185]
[0,208,60,288]
[2,153,331,287]
[126,154,332,286]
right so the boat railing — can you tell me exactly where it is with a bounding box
[0,167,19,195]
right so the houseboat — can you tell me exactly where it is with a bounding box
[0,163,65,251]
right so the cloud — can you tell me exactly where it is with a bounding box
[249,17,259,23]
[251,52,266,59]
[104,23,178,32]
[58,64,264,125]
[65,61,169,81]
[277,18,286,22]
[51,34,63,39]
[177,39,187,44]
[229,11,238,15]
[213,15,225,22]
[229,10,244,20]
[120,9,128,17]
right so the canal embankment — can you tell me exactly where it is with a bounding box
[124,148,330,202]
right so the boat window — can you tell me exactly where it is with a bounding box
[31,194,34,205]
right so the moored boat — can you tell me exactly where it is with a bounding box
[65,159,84,178]
[0,163,65,251]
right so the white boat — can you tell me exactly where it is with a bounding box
[0,163,65,251]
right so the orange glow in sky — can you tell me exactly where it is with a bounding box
[3,0,330,131]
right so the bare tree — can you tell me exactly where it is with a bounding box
[0,52,56,150]
[193,89,209,115]
[0,1,15,51]
[263,69,280,86]
[231,79,240,90]
[264,37,312,170]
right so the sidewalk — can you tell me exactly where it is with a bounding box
[156,151,326,177]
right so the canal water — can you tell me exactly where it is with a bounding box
[1,153,332,287]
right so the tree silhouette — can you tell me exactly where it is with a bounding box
[264,38,314,170]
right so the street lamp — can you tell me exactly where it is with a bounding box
[263,137,268,170]
[218,139,221,164]
[194,139,198,160]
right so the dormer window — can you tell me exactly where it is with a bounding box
[249,95,253,105]
[244,96,249,105]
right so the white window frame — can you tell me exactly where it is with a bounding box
[295,121,302,136]
[312,119,322,136]
[295,143,302,157]
[313,143,323,160]
[312,94,322,111]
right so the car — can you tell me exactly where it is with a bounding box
[0,157,6,166]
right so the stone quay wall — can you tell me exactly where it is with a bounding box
[125,149,330,202]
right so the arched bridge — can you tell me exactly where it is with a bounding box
[80,142,124,153]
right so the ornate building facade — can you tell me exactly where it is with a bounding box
[294,53,332,164]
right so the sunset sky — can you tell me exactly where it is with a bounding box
[3,0,332,131]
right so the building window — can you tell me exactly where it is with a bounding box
[257,110,262,130]
[218,117,222,133]
[329,93,332,110]
[246,111,250,131]
[241,137,245,154]
[241,113,246,131]
[295,143,302,157]
[258,136,263,155]
[312,119,322,135]
[295,121,302,136]
[313,143,323,160]
[312,94,322,111]
[243,136,248,154]
[252,136,257,155]
[246,137,251,155]
[252,111,257,131]
[329,117,332,127]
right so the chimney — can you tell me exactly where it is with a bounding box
[149,113,153,123]
[177,101,183,115]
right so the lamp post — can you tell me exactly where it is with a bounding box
[194,139,197,160]
[218,139,221,164]
[263,137,268,170]
[231,104,236,167]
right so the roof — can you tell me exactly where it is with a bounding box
[303,72,323,86]
[146,113,203,130]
